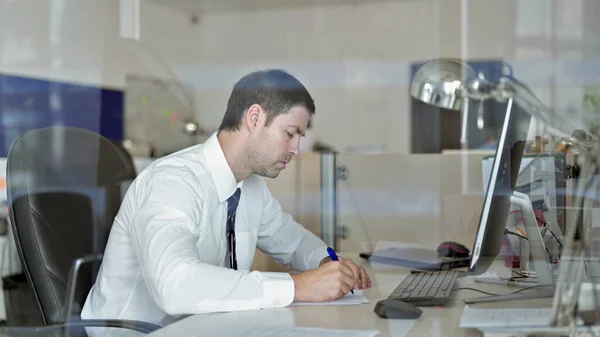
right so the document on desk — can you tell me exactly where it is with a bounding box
[209,325,379,337]
[459,306,584,329]
[290,290,369,306]
[460,306,552,329]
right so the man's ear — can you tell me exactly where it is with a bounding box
[245,104,263,132]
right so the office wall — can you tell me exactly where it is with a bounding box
[180,0,516,154]
[2,0,598,154]
[178,0,599,153]
[0,0,202,151]
[0,0,200,88]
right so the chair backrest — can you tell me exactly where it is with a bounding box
[6,126,136,325]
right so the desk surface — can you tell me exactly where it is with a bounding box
[148,253,553,337]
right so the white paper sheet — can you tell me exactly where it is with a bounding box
[147,310,381,337]
[221,326,380,337]
[290,290,369,306]
[459,306,584,329]
[460,306,552,329]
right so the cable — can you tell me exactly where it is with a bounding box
[546,227,563,248]
[505,228,527,240]
[454,287,501,296]
[584,262,598,279]
[455,284,554,298]
[506,223,557,264]
[536,216,546,226]
[536,216,563,248]
[504,228,553,265]
[509,276,537,281]
[512,284,554,294]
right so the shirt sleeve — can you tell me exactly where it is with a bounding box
[255,178,329,271]
[129,168,295,316]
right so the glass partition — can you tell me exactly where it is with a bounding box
[1,0,600,334]
[335,152,493,253]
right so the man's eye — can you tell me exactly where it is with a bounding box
[286,132,294,138]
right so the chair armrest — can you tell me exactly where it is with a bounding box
[64,254,103,323]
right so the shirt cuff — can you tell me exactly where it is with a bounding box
[259,272,295,308]
[307,246,330,270]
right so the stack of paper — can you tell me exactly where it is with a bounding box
[291,290,369,306]
[460,306,591,335]
[460,306,555,329]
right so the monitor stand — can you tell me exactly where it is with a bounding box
[464,191,556,304]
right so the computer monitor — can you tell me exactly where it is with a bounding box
[468,100,532,275]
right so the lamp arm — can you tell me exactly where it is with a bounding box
[498,76,584,139]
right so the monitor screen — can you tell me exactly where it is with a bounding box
[468,100,532,275]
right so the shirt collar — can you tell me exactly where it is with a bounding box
[203,132,243,203]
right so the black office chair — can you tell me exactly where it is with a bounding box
[6,126,160,336]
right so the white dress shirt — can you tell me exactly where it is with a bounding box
[81,132,329,327]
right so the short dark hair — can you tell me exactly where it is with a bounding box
[218,69,316,132]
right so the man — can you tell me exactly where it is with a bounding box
[81,69,371,327]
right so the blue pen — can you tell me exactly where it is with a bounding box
[327,247,354,294]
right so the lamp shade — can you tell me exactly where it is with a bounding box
[409,58,477,111]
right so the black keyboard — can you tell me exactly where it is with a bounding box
[388,270,460,306]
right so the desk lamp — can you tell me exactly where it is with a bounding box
[410,58,600,331]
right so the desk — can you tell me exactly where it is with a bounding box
[148,253,553,337]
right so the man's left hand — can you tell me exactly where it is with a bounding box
[320,256,371,290]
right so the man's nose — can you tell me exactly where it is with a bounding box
[289,138,300,156]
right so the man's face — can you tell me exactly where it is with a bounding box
[247,106,311,178]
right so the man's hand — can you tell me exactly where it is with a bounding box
[290,256,372,302]
[290,261,355,302]
[320,256,371,291]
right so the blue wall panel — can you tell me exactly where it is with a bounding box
[0,73,124,157]
[100,89,124,141]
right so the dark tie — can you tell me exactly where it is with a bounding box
[226,188,241,270]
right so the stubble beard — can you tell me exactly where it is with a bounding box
[246,133,283,179]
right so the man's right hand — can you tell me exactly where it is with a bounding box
[290,261,356,302]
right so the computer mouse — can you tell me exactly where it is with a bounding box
[374,299,423,319]
[436,241,470,258]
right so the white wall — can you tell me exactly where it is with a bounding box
[178,0,472,154]
[174,0,599,153]
[1,0,598,153]
[0,0,200,88]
